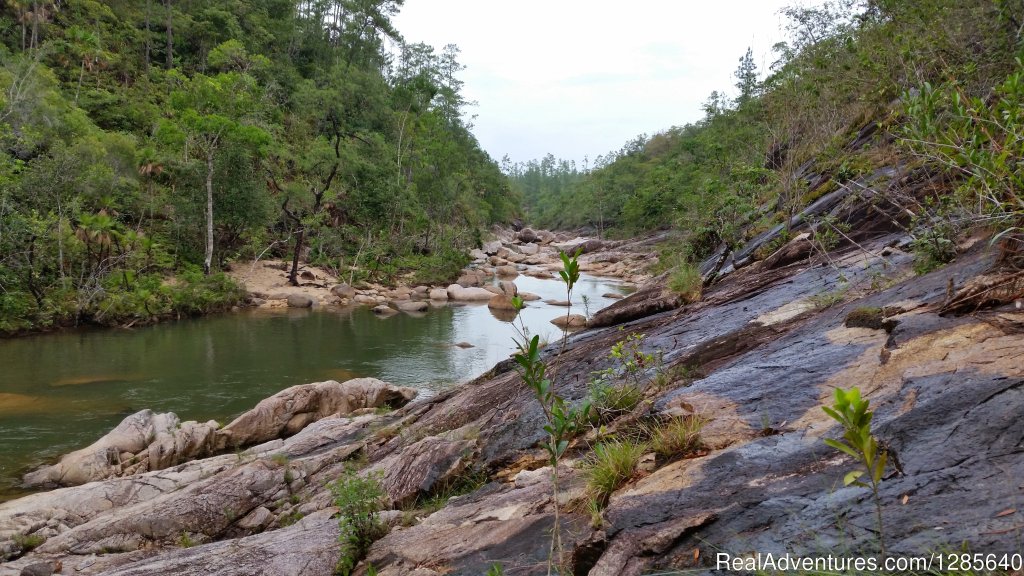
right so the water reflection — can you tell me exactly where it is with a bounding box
[0,273,631,493]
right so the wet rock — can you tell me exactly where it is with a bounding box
[544,299,570,306]
[519,292,541,301]
[397,301,429,313]
[447,284,495,301]
[286,294,314,308]
[550,314,587,329]
[487,294,518,311]
[496,265,519,277]
[373,305,397,316]
[23,410,181,488]
[498,280,518,296]
[456,274,482,288]
[428,288,449,301]
[215,379,416,450]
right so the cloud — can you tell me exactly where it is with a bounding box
[393,0,794,165]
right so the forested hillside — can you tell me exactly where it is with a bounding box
[510,0,1023,274]
[0,0,515,334]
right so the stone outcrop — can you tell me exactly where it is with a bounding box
[446,284,495,301]
[215,378,416,450]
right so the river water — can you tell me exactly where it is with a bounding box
[0,273,630,496]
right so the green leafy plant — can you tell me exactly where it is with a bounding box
[329,470,387,576]
[13,533,45,552]
[822,387,888,556]
[509,249,589,575]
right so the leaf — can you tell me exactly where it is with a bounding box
[843,470,865,486]
[873,450,887,484]
[824,438,859,459]
[995,508,1017,518]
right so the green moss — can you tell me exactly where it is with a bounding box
[844,307,897,332]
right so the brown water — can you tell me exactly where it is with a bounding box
[0,274,630,496]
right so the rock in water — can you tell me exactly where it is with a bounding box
[428,288,449,301]
[498,280,518,296]
[215,379,416,450]
[487,294,518,311]
[550,314,587,329]
[397,301,428,313]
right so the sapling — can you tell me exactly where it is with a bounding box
[509,249,589,575]
[822,387,888,556]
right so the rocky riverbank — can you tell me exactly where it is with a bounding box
[227,227,652,315]
[2,204,1023,574]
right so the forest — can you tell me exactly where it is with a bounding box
[0,0,515,334]
[509,0,1023,278]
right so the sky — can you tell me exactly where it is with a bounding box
[392,0,798,167]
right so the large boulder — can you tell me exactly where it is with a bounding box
[487,294,518,311]
[482,240,503,255]
[517,228,539,243]
[428,288,449,301]
[550,314,587,329]
[286,293,314,308]
[469,248,487,261]
[498,280,518,296]
[519,243,539,256]
[495,265,519,277]
[446,284,495,301]
[397,301,429,313]
[214,379,416,450]
[330,284,356,299]
[23,410,181,488]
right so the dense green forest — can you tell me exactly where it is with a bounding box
[0,0,516,334]
[509,0,1023,270]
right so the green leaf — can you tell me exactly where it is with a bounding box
[844,470,865,486]
[824,438,859,459]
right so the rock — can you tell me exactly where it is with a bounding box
[469,249,487,261]
[550,314,587,329]
[519,243,539,256]
[373,305,397,316]
[286,294,314,308]
[544,299,571,306]
[496,247,511,259]
[353,294,377,305]
[519,292,541,301]
[368,437,478,507]
[603,292,625,299]
[299,270,316,281]
[446,285,495,301]
[498,280,518,296]
[454,342,475,349]
[23,410,181,488]
[428,288,449,301]
[413,285,429,294]
[482,240,503,255]
[517,228,539,243]
[397,301,429,313]
[236,506,274,532]
[487,294,518,311]
[483,285,503,295]
[18,561,55,576]
[495,265,519,277]
[215,379,416,450]
[455,274,481,288]
[504,252,526,264]
[536,230,556,245]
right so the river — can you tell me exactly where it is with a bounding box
[0,273,630,497]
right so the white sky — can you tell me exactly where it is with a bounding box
[393,0,797,167]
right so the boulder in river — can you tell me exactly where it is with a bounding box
[428,288,449,301]
[482,240,503,255]
[498,280,518,296]
[215,378,416,450]
[487,294,518,311]
[550,314,587,329]
[397,301,428,313]
[446,284,494,301]
[495,265,519,277]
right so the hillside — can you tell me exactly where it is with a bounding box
[0,0,514,335]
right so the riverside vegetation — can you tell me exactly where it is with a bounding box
[0,0,514,334]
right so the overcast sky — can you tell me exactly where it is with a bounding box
[392,0,798,167]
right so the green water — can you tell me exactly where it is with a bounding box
[0,274,629,496]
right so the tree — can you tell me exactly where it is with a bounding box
[160,71,268,274]
[734,47,759,106]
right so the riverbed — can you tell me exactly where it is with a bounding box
[0,273,629,496]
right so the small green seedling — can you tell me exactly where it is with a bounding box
[822,387,888,556]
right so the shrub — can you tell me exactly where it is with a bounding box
[584,439,647,506]
[668,262,702,302]
[650,415,706,460]
[330,470,387,576]
[581,380,644,426]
